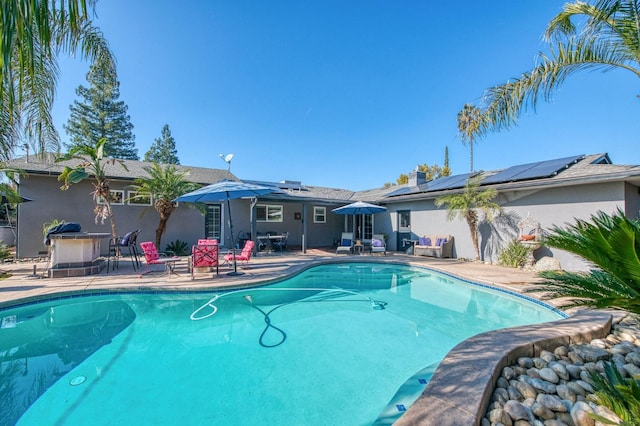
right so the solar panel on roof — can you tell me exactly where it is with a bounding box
[482,163,535,184]
[425,172,476,192]
[481,155,583,185]
[243,179,308,191]
[385,186,416,197]
[385,172,477,197]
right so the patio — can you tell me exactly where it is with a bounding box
[0,248,546,308]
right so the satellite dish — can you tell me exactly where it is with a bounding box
[220,153,234,171]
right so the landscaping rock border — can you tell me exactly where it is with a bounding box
[482,315,640,425]
[395,310,615,426]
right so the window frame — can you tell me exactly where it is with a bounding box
[313,206,326,223]
[98,190,125,205]
[127,191,153,206]
[256,204,283,223]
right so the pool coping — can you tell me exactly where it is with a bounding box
[394,309,615,426]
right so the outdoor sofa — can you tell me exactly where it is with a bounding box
[414,235,454,258]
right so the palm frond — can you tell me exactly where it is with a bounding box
[480,35,640,132]
[532,269,640,313]
[1,1,113,158]
[530,209,640,314]
[546,0,640,57]
[588,361,640,424]
[542,209,640,288]
[475,0,640,134]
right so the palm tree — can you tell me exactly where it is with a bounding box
[530,209,640,314]
[434,177,501,261]
[457,104,482,172]
[1,1,115,160]
[129,163,201,249]
[57,138,127,239]
[478,0,640,133]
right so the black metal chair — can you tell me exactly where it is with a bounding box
[107,229,141,271]
[271,232,288,252]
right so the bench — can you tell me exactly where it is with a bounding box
[414,235,454,258]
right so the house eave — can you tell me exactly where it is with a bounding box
[379,170,640,203]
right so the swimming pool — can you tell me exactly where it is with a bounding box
[1,262,564,425]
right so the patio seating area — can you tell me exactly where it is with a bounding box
[256,232,289,253]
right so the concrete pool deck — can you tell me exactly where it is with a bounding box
[0,249,547,307]
[0,249,616,425]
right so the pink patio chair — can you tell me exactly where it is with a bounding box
[139,241,181,277]
[191,240,219,280]
[223,240,255,268]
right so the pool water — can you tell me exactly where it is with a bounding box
[0,263,564,425]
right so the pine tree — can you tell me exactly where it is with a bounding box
[144,124,180,164]
[64,60,138,160]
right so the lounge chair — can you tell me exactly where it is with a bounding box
[223,240,255,268]
[336,232,354,255]
[370,234,386,256]
[139,241,180,276]
[190,239,219,280]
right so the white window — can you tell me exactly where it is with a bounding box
[98,190,125,205]
[314,206,326,223]
[256,204,283,222]
[128,191,152,206]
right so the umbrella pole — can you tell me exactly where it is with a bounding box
[226,194,242,276]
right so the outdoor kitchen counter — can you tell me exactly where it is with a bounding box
[48,232,110,277]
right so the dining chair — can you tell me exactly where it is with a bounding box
[107,229,141,271]
[191,241,219,280]
[271,232,288,252]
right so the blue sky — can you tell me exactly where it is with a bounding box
[48,1,639,191]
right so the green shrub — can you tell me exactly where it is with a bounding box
[42,219,64,237]
[497,239,531,268]
[0,243,12,261]
[165,239,189,256]
[588,361,640,425]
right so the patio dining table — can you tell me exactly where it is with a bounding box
[256,234,287,253]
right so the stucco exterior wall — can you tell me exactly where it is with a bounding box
[498,182,626,271]
[625,182,640,219]
[16,175,208,257]
[382,181,633,271]
[15,174,347,257]
[214,200,345,249]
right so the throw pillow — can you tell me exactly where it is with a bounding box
[341,238,351,246]
[372,239,382,247]
[120,231,134,246]
[436,238,447,247]
[419,237,431,246]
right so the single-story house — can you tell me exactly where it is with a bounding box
[378,153,640,270]
[6,152,640,271]
[6,154,362,258]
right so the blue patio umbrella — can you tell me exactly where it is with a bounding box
[332,201,387,240]
[332,201,386,215]
[175,180,278,276]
